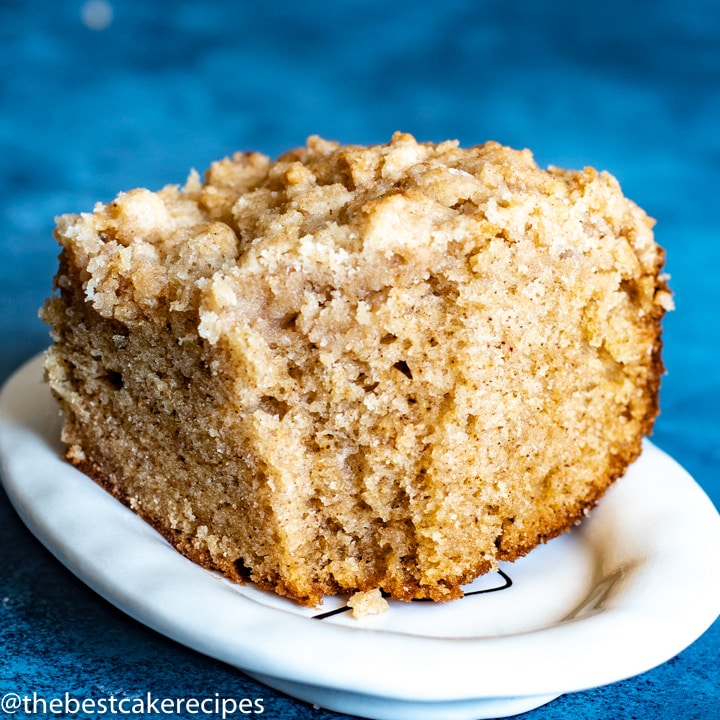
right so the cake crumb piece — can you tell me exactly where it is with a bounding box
[347,589,389,619]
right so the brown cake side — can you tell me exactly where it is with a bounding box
[41,133,673,606]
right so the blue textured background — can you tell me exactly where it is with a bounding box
[1,1,718,718]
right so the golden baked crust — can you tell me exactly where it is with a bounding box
[41,132,672,606]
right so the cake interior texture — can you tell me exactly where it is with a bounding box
[41,132,673,606]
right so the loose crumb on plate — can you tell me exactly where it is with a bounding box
[347,589,390,619]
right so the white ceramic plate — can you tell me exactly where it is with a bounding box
[2,354,720,720]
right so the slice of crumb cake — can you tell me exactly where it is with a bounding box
[41,133,672,606]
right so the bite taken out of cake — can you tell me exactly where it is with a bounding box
[41,132,673,607]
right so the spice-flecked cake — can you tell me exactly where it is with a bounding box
[41,132,673,606]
